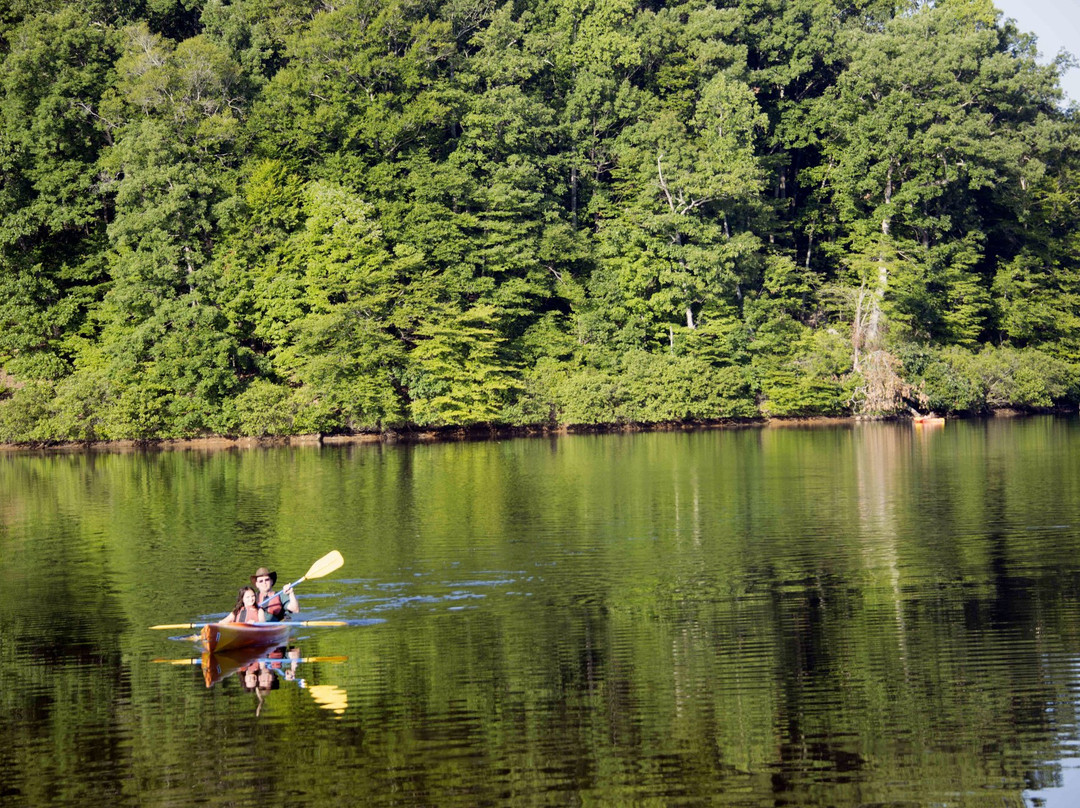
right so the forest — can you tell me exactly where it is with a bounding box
[1,0,1078,441]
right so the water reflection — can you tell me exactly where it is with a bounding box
[3,419,1080,806]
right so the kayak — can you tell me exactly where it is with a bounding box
[200,621,292,654]
[913,416,945,426]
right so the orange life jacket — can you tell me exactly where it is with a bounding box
[263,592,285,620]
[236,605,261,623]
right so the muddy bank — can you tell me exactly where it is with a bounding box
[0,419,755,453]
[0,408,1067,454]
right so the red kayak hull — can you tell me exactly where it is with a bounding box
[200,622,292,654]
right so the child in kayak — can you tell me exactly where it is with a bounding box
[220,586,265,624]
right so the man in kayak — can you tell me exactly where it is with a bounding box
[251,566,300,621]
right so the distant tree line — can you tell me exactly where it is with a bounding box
[1,0,1078,441]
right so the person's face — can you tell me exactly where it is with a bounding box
[258,669,274,690]
[244,670,257,688]
[243,589,257,606]
[255,575,272,593]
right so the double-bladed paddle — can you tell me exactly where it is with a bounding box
[150,619,347,630]
[149,550,346,630]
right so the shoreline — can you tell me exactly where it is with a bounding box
[0,408,1058,454]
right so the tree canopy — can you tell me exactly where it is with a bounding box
[1,0,1078,440]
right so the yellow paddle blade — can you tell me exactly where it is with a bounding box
[150,623,197,630]
[296,620,349,627]
[304,550,344,580]
[151,658,201,665]
[309,684,348,715]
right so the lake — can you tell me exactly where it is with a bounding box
[3,417,1080,806]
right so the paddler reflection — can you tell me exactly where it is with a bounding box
[238,646,300,688]
[162,644,349,716]
[236,646,297,716]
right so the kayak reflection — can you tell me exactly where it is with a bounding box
[206,644,296,688]
[155,646,348,717]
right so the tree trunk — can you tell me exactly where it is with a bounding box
[863,214,889,350]
[863,161,894,354]
[570,165,578,229]
[854,161,905,414]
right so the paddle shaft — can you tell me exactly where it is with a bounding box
[258,576,305,609]
[153,655,348,665]
[150,620,348,630]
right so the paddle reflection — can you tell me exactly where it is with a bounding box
[307,684,348,715]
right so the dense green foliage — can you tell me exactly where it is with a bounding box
[1,0,1078,439]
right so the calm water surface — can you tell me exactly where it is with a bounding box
[3,418,1080,806]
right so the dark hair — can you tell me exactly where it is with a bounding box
[256,667,280,692]
[231,586,258,619]
[240,664,260,692]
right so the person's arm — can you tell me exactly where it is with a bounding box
[220,610,235,624]
[283,583,299,614]
[258,607,267,622]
